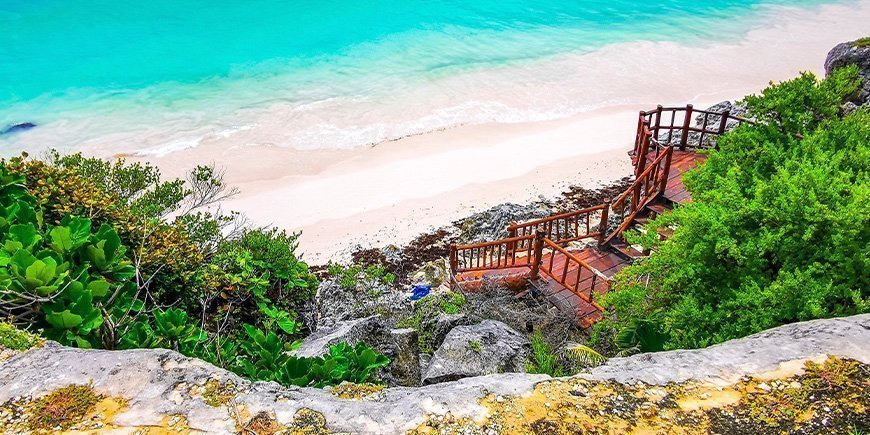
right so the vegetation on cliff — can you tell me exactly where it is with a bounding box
[597,66,869,352]
[0,152,388,388]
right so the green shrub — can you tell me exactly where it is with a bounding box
[524,330,564,377]
[235,323,389,388]
[599,67,869,351]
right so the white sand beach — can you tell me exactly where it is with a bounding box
[100,0,870,262]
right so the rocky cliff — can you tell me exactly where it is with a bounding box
[1,314,868,434]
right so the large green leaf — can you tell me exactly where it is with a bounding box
[9,223,40,248]
[45,309,84,329]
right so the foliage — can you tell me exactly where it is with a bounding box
[599,67,869,350]
[563,343,606,368]
[852,37,870,48]
[524,330,564,377]
[398,291,467,353]
[327,262,395,293]
[0,320,43,351]
[0,152,363,390]
[235,323,389,388]
[26,383,102,431]
[0,166,138,348]
[468,340,482,353]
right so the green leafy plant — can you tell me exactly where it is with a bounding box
[599,67,869,351]
[525,330,564,377]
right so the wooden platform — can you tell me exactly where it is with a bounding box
[657,149,707,204]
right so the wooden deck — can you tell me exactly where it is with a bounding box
[658,149,707,204]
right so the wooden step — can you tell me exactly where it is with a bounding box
[645,201,672,217]
[609,240,645,259]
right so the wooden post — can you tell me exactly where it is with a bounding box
[598,201,610,247]
[718,109,730,135]
[680,104,693,150]
[635,121,649,177]
[449,244,458,275]
[659,147,673,194]
[506,223,517,260]
[654,105,663,143]
[529,230,545,281]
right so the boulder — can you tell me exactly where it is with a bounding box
[292,316,420,387]
[422,320,530,385]
[426,313,477,351]
[824,38,870,105]
[313,278,411,330]
[409,258,450,288]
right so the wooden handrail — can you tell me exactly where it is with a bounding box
[450,234,536,273]
[634,104,754,168]
[539,238,607,310]
[507,203,608,248]
[605,146,673,245]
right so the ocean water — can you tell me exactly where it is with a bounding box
[0,0,832,155]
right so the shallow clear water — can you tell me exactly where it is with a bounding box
[0,0,831,153]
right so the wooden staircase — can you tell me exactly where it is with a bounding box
[449,105,752,327]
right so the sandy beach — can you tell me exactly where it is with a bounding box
[94,0,870,263]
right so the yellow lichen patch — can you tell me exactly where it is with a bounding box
[331,382,386,400]
[411,356,869,434]
[242,411,287,435]
[676,385,742,411]
[132,414,201,434]
[199,380,237,407]
[0,383,132,434]
[285,408,329,435]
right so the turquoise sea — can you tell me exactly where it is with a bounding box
[0,0,835,154]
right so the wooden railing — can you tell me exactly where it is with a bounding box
[506,203,610,250]
[533,237,609,309]
[449,234,536,273]
[604,146,673,245]
[633,104,754,176]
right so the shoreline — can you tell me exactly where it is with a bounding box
[27,0,870,262]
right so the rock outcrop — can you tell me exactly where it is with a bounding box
[825,38,870,105]
[1,315,868,434]
[313,279,412,330]
[422,320,530,385]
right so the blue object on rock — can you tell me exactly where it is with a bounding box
[409,285,431,300]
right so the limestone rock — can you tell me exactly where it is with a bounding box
[824,38,870,105]
[0,314,868,434]
[422,320,530,385]
[426,313,477,351]
[313,278,411,330]
[292,316,420,387]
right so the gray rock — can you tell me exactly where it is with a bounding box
[0,314,868,434]
[427,313,477,351]
[388,328,422,387]
[422,320,530,385]
[454,202,553,243]
[313,278,411,330]
[824,39,870,105]
[587,314,870,386]
[292,316,420,387]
